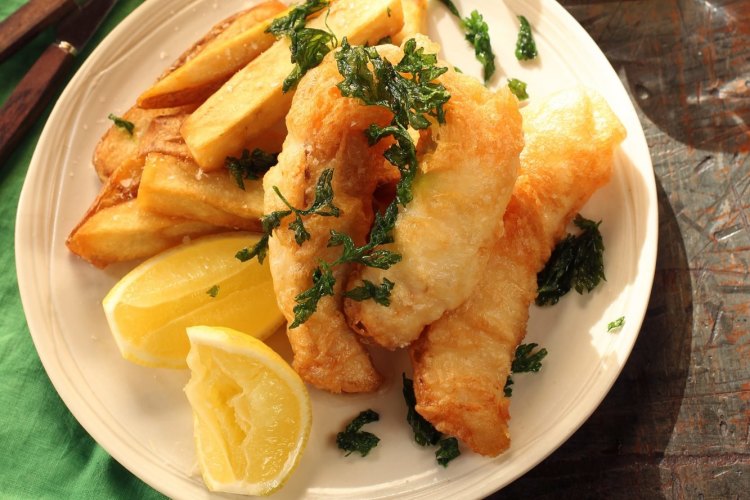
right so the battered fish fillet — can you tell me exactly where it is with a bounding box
[264,54,394,393]
[344,73,524,350]
[410,88,627,456]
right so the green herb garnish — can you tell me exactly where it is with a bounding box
[108,113,134,136]
[288,208,402,327]
[337,37,449,206]
[536,234,577,304]
[290,261,336,328]
[403,374,442,446]
[435,1,495,82]
[462,10,495,83]
[402,374,462,465]
[437,0,460,17]
[266,0,329,38]
[266,0,337,92]
[283,27,338,92]
[327,205,402,270]
[343,278,395,306]
[235,234,270,265]
[436,437,460,466]
[507,78,529,100]
[206,285,219,298]
[225,148,278,189]
[503,377,514,397]
[608,316,625,332]
[337,38,449,132]
[515,15,538,61]
[536,214,605,306]
[503,343,548,397]
[286,188,400,328]
[512,343,548,373]
[273,167,339,245]
[236,169,339,264]
[336,409,381,457]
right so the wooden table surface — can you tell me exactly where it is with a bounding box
[493,1,750,498]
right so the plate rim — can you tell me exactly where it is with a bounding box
[15,0,658,498]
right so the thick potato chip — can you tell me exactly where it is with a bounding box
[137,1,288,109]
[72,155,145,239]
[92,1,285,181]
[138,113,194,160]
[93,106,194,181]
[138,153,264,232]
[66,199,222,268]
[181,0,405,170]
[138,112,286,161]
[393,0,428,45]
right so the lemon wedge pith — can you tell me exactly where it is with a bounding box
[185,326,312,496]
[102,232,283,368]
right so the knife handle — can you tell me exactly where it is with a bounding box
[0,43,74,163]
[0,0,77,62]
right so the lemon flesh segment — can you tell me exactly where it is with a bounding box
[185,326,312,496]
[102,233,283,368]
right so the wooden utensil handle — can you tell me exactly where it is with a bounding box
[0,0,77,62]
[0,43,74,163]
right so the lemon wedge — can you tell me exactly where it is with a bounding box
[102,232,283,368]
[185,325,311,496]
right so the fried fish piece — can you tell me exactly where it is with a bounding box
[263,52,395,393]
[344,71,524,350]
[410,87,627,456]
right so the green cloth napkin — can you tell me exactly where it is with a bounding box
[0,1,163,498]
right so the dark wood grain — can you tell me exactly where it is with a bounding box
[491,1,750,498]
[0,0,76,61]
[0,43,73,163]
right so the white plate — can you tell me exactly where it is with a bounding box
[16,0,657,498]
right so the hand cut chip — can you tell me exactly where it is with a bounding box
[181,0,405,170]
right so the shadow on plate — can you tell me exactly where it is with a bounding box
[490,179,692,498]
